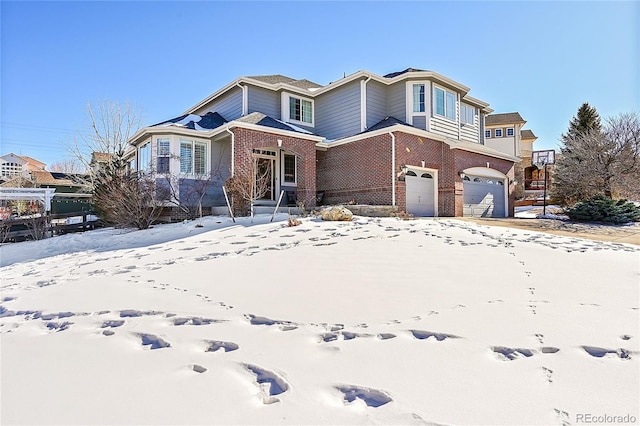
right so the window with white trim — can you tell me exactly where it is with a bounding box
[434,86,456,120]
[289,96,313,124]
[156,138,170,174]
[412,84,425,113]
[179,139,207,175]
[507,128,515,137]
[282,153,297,184]
[485,129,491,138]
[139,141,151,172]
[460,104,475,124]
[495,128,503,137]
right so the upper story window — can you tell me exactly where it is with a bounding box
[495,128,503,137]
[485,129,491,138]
[434,86,456,121]
[289,96,313,125]
[507,128,515,137]
[180,139,207,175]
[460,104,475,125]
[157,138,170,174]
[412,84,425,113]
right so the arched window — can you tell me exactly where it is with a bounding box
[406,171,417,177]
[421,173,433,179]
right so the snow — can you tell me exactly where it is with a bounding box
[1,215,638,425]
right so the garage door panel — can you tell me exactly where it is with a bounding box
[463,178,505,218]
[405,173,435,217]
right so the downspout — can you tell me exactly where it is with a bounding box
[225,126,235,177]
[389,131,396,206]
[360,75,372,132]
[236,82,248,116]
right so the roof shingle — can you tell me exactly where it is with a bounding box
[485,112,526,125]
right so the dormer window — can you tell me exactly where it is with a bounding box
[434,86,456,121]
[284,93,314,126]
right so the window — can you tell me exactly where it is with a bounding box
[460,104,475,124]
[157,138,170,174]
[412,84,425,112]
[180,139,207,175]
[495,128,503,137]
[289,96,313,124]
[139,142,151,172]
[283,154,297,184]
[485,129,491,138]
[434,87,456,120]
[507,128,514,137]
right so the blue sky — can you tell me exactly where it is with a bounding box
[1,1,638,168]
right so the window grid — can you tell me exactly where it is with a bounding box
[413,84,425,113]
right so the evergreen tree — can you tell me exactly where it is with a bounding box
[563,102,602,139]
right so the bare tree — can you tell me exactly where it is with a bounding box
[49,159,86,174]
[68,99,143,184]
[552,111,640,204]
[224,153,272,218]
[160,171,215,220]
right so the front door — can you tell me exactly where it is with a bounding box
[255,157,275,201]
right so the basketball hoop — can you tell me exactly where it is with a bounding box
[531,150,556,216]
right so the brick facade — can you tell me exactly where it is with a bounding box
[316,131,515,217]
[232,128,318,207]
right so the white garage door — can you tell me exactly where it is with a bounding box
[463,176,506,217]
[406,170,435,217]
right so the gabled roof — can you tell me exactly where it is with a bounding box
[365,116,414,133]
[485,112,526,126]
[248,75,322,90]
[91,152,111,164]
[32,170,74,186]
[0,176,33,188]
[383,68,428,79]
[521,129,537,139]
[152,111,228,131]
[235,112,315,135]
[19,156,46,169]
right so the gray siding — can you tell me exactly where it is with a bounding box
[412,116,427,130]
[248,86,280,119]
[366,80,387,129]
[387,82,406,122]
[315,79,362,140]
[196,87,243,121]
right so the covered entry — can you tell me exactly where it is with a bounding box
[405,167,437,217]
[462,167,507,218]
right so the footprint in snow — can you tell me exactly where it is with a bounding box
[335,385,392,407]
[244,364,289,404]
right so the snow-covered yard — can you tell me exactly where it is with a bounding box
[1,215,638,425]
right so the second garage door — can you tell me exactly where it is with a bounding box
[406,170,435,217]
[463,176,506,217]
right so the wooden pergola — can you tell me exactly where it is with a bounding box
[0,188,56,213]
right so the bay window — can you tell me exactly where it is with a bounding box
[412,84,425,112]
[434,86,457,121]
[157,138,170,174]
[289,96,313,124]
[139,141,151,172]
[180,139,207,175]
[460,104,475,125]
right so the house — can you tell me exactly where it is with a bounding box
[127,68,524,218]
[484,113,548,200]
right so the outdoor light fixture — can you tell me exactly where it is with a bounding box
[458,171,466,179]
[277,139,283,147]
[401,165,408,175]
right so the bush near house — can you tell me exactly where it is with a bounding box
[565,195,640,224]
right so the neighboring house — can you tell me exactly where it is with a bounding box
[484,113,548,200]
[128,68,524,218]
[32,171,92,214]
[1,153,29,179]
